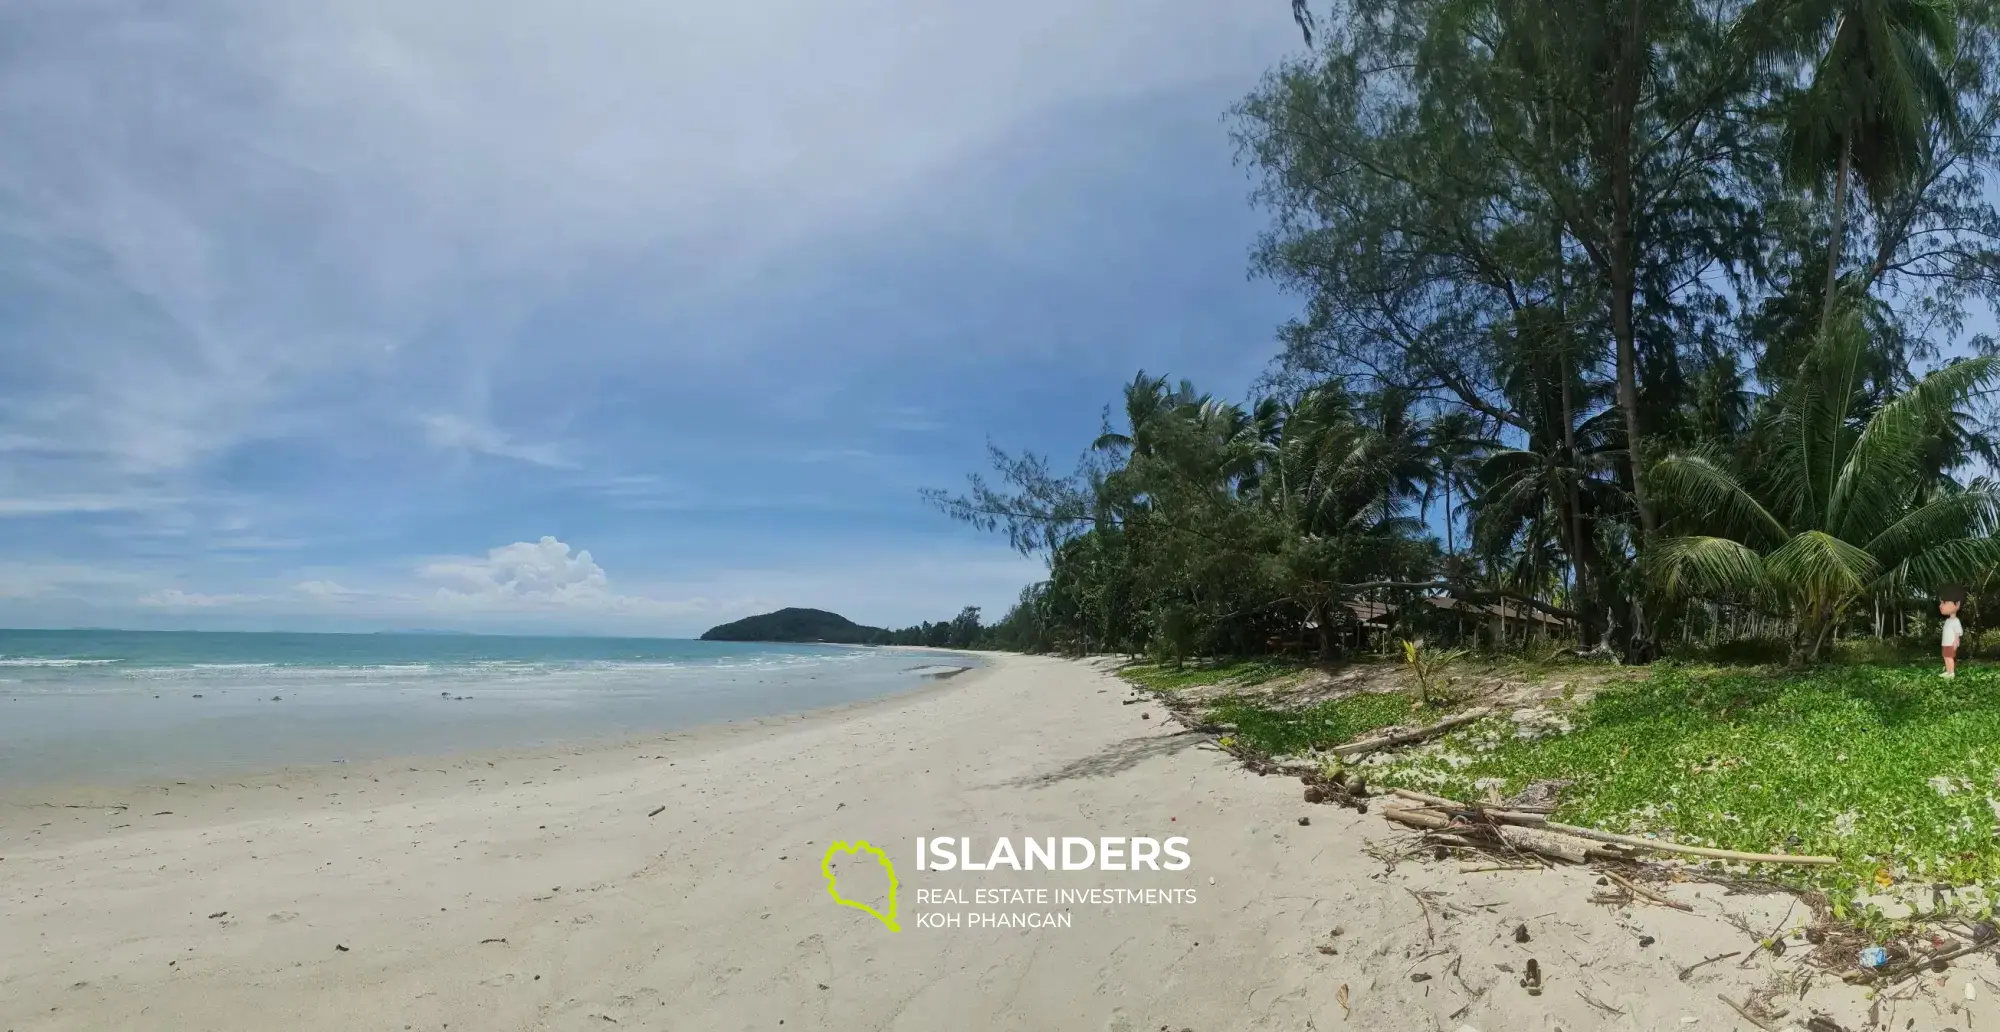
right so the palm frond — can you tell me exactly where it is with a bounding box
[1765,529,1880,602]
[1830,354,1999,538]
[1901,535,2000,593]
[1643,536,1771,601]
[1650,450,1790,545]
[1863,482,2000,565]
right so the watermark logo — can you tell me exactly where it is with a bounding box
[821,839,900,932]
[826,835,1199,932]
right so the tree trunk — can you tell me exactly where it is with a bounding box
[1819,142,1851,337]
[1605,0,1655,662]
[1607,0,1657,544]
[1444,478,1455,554]
[1555,222,1595,647]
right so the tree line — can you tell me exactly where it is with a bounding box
[932,0,2000,663]
[869,606,990,649]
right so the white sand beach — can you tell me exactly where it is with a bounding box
[0,654,1968,1030]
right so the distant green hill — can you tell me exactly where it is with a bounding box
[698,608,885,644]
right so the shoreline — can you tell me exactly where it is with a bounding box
[0,658,992,828]
[0,653,1929,1030]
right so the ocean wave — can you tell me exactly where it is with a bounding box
[0,657,121,667]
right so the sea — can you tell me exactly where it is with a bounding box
[0,629,980,790]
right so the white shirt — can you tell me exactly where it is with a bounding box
[1944,616,1963,647]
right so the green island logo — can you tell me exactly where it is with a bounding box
[822,839,900,932]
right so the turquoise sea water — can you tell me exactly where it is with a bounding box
[0,630,979,789]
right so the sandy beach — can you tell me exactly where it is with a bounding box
[0,654,1967,1031]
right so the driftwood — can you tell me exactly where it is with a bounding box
[1385,806,1626,865]
[1333,709,1492,758]
[1538,820,1837,866]
[1383,806,1452,831]
[1380,800,1836,867]
[1604,870,1694,911]
[1497,824,1592,864]
[1719,993,1778,1032]
[1389,787,1470,809]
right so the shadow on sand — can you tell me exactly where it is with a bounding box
[997,730,1212,789]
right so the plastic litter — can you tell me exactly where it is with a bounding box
[1858,946,1890,968]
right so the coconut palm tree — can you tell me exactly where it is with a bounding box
[1764,0,1961,335]
[1644,310,2000,660]
[1424,410,1493,554]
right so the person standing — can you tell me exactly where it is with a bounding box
[1940,586,1967,679]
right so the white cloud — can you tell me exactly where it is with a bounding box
[419,536,610,603]
[139,588,262,609]
[0,494,173,517]
[291,579,356,600]
[419,414,571,468]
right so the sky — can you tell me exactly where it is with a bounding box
[0,0,1307,635]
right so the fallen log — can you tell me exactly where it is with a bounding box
[1333,709,1491,759]
[1385,789,1550,827]
[1496,824,1592,864]
[1382,806,1451,831]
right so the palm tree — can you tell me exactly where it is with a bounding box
[1766,0,1960,335]
[1425,411,1492,554]
[1361,387,1436,523]
[1644,311,2000,661]
[1092,371,1174,456]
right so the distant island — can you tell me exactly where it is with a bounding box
[700,606,996,649]
[699,608,885,644]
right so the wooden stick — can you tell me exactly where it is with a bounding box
[1718,993,1777,1032]
[1603,870,1694,912]
[1333,709,1491,758]
[1678,951,1741,980]
[1496,817,1840,866]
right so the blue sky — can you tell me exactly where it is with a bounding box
[0,0,1305,635]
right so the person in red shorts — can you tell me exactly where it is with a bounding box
[1940,586,1966,679]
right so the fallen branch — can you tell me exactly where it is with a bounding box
[1390,787,1469,809]
[1604,870,1694,912]
[1718,993,1778,1032]
[1384,793,1836,865]
[1678,951,1741,980]
[1574,987,1626,1016]
[1334,709,1491,758]
[1385,790,1551,828]
[1534,820,1837,866]
[1382,807,1627,865]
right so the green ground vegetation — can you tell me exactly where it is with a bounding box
[1161,657,2000,894]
